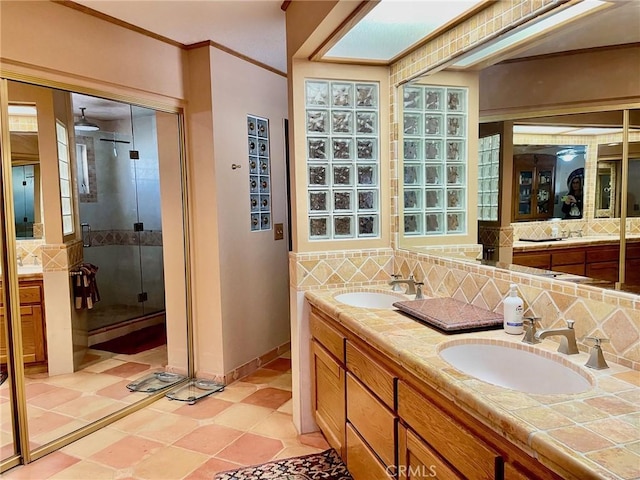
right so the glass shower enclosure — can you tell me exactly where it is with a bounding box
[74,98,165,332]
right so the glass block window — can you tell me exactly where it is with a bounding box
[56,120,74,236]
[247,115,271,231]
[478,134,500,221]
[305,80,379,240]
[402,85,467,236]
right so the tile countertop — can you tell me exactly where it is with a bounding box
[514,235,640,251]
[305,288,640,480]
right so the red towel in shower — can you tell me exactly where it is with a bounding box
[74,263,101,309]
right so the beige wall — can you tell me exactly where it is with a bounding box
[0,1,186,103]
[210,47,290,374]
[479,46,640,117]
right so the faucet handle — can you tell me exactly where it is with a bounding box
[566,319,575,329]
[414,281,425,300]
[584,336,610,370]
[584,336,610,347]
[521,317,541,344]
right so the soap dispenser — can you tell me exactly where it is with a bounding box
[503,284,524,335]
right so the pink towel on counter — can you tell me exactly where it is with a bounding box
[73,263,101,309]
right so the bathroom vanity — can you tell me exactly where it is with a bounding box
[0,274,46,367]
[306,288,639,480]
[513,236,640,283]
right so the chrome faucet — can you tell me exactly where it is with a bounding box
[534,319,579,354]
[16,254,23,267]
[388,274,417,295]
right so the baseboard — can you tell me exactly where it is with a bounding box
[196,341,291,385]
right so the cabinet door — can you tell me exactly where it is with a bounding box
[398,424,463,480]
[535,164,554,217]
[513,154,556,221]
[311,340,346,457]
[514,163,535,219]
[0,305,45,364]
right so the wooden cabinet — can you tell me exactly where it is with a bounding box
[310,311,346,458]
[513,154,556,222]
[309,304,564,480]
[0,279,46,365]
[514,241,640,283]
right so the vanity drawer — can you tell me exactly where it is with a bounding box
[19,285,42,304]
[346,423,390,480]
[346,341,395,409]
[0,284,42,306]
[398,425,463,480]
[347,373,396,467]
[586,245,619,263]
[310,309,345,363]
[512,252,550,269]
[551,249,585,266]
[398,381,501,480]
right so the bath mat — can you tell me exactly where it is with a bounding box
[214,449,352,480]
[91,324,166,355]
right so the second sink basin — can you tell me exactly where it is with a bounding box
[333,291,406,309]
[439,341,593,395]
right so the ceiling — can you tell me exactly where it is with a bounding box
[72,0,287,72]
[69,0,639,122]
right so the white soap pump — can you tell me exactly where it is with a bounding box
[503,284,524,334]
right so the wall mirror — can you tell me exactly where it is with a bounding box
[9,120,41,239]
[1,78,190,461]
[397,1,639,293]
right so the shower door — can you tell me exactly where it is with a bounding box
[76,100,165,331]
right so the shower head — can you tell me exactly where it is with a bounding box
[75,107,100,131]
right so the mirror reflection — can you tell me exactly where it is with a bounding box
[397,0,639,293]
[2,79,189,454]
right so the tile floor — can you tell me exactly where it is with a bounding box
[1,345,169,456]
[3,353,330,480]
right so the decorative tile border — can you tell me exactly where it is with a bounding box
[86,229,163,247]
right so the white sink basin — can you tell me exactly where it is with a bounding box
[439,342,592,394]
[333,291,405,309]
[18,265,43,275]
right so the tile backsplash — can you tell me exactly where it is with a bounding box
[292,248,640,370]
